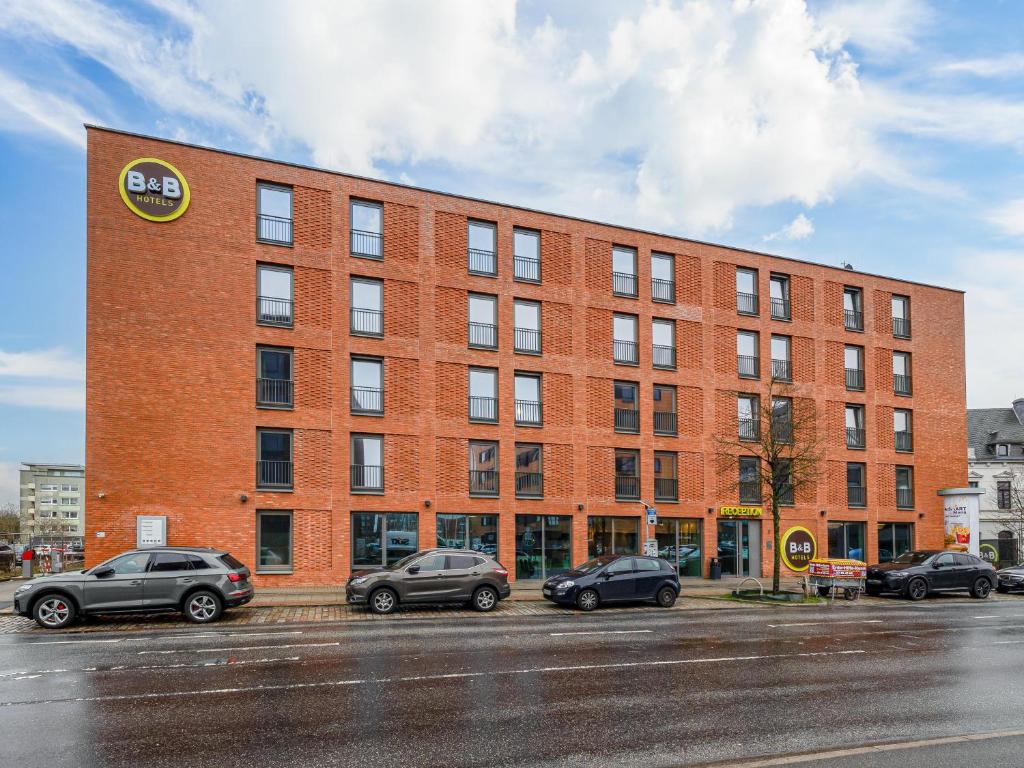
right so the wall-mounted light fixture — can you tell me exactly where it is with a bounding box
[577,504,584,511]
[819,509,827,517]
[239,494,248,503]
[96,492,106,499]
[424,500,432,508]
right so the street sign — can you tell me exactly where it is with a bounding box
[643,538,658,557]
[646,507,657,525]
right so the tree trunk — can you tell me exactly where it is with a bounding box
[772,498,781,594]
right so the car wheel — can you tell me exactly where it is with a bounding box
[577,588,599,612]
[997,584,1010,594]
[184,590,223,623]
[656,586,677,608]
[472,586,499,612]
[33,594,76,629]
[970,577,993,599]
[817,586,831,597]
[906,577,928,601]
[369,588,398,615]
[866,585,881,596]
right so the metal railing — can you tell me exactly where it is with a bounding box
[514,327,541,354]
[738,355,760,379]
[896,487,914,509]
[653,345,676,369]
[847,485,866,507]
[615,407,639,432]
[351,386,383,414]
[257,214,293,245]
[737,292,758,314]
[257,378,293,407]
[845,368,865,390]
[655,477,678,501]
[739,481,762,504]
[351,464,383,492]
[468,248,496,275]
[771,359,792,381]
[613,339,638,364]
[515,399,543,426]
[739,418,760,441]
[893,317,911,338]
[844,309,863,331]
[257,296,293,327]
[513,255,540,282]
[615,475,640,500]
[351,307,383,336]
[257,460,293,489]
[351,229,382,258]
[770,297,790,320]
[846,427,865,449]
[895,430,913,452]
[612,271,638,297]
[515,472,543,498]
[772,422,793,444]
[652,278,675,303]
[469,396,497,422]
[469,470,499,496]
[468,322,497,349]
[654,411,677,435]
[894,374,912,396]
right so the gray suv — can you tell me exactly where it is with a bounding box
[14,547,254,628]
[346,549,511,614]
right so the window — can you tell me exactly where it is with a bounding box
[736,268,758,315]
[256,183,293,245]
[60,497,77,506]
[513,228,541,282]
[845,345,864,390]
[654,452,678,502]
[257,429,292,490]
[514,299,542,354]
[893,352,912,395]
[468,367,498,423]
[770,274,790,320]
[845,404,865,449]
[350,200,383,258]
[350,277,384,337]
[613,314,639,364]
[107,552,151,575]
[997,481,1011,510]
[828,521,866,560]
[468,220,497,275]
[651,253,675,303]
[615,449,640,500]
[468,293,498,349]
[968,480,979,488]
[739,457,761,503]
[772,397,793,444]
[514,372,543,426]
[770,335,791,381]
[652,319,676,369]
[351,434,384,492]
[614,381,639,433]
[469,441,499,496]
[257,264,293,327]
[256,511,293,573]
[655,518,702,577]
[653,384,677,436]
[847,462,866,507]
[515,443,543,498]
[612,245,638,297]
[60,484,76,492]
[588,516,640,557]
[894,409,913,452]
[351,357,383,415]
[892,295,911,338]
[515,515,571,579]
[257,346,293,408]
[352,512,419,568]
[436,514,498,555]
[843,287,863,331]
[774,459,794,505]
[895,466,914,509]
[737,331,760,378]
[738,394,760,441]
[996,444,1009,457]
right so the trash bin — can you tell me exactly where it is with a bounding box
[709,557,722,581]
[21,547,34,579]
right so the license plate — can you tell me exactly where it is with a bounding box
[542,588,552,596]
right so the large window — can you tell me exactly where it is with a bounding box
[514,299,541,354]
[878,522,913,562]
[739,457,761,503]
[615,449,640,500]
[513,228,540,282]
[469,441,499,496]
[612,245,638,297]
[770,335,791,381]
[737,331,759,378]
[896,466,914,509]
[350,200,383,258]
[515,515,572,580]
[257,264,293,327]
[256,510,292,573]
[845,345,864,390]
[613,314,638,364]
[654,452,678,502]
[736,267,758,314]
[847,462,866,507]
[514,372,542,426]
[257,429,292,490]
[772,397,793,444]
[997,480,1011,510]
[845,404,865,449]
[468,367,498,423]
[351,434,383,492]
[828,521,866,560]
[588,516,640,558]
[651,252,675,303]
[770,274,790,320]
[652,319,676,369]
[257,346,293,408]
[894,409,913,452]
[653,384,677,436]
[350,277,384,337]
[656,518,702,577]
[468,293,498,349]
[614,381,639,433]
[893,352,912,395]
[351,357,383,415]
[352,512,419,567]
[436,513,498,556]
[892,295,911,338]
[468,220,497,275]
[738,394,759,441]
[843,287,863,331]
[257,183,293,245]
[515,443,543,498]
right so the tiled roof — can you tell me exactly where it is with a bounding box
[968,407,1024,462]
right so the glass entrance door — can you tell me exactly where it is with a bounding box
[717,520,761,577]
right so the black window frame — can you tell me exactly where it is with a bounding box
[256,263,294,328]
[350,276,384,338]
[350,355,384,416]
[256,345,294,410]
[513,298,542,355]
[769,273,791,321]
[257,428,293,491]
[514,442,544,499]
[256,182,294,246]
[350,199,384,260]
[514,371,543,427]
[350,433,384,494]
[513,227,541,283]
[611,245,639,298]
[736,267,759,315]
[468,219,498,276]
[256,509,293,574]
[468,366,499,424]
[469,440,500,497]
[468,292,499,350]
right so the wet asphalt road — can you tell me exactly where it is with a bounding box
[3,597,1024,768]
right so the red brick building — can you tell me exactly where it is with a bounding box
[86,126,968,585]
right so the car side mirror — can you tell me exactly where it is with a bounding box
[603,571,615,579]
[932,562,942,569]
[93,566,114,578]
[407,565,420,575]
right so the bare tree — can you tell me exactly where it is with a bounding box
[0,502,18,537]
[989,470,1024,564]
[715,378,824,593]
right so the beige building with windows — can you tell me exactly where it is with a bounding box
[19,463,86,543]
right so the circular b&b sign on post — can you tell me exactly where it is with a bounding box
[118,157,190,222]
[781,526,816,571]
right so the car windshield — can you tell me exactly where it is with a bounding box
[574,558,615,574]
[892,551,933,565]
[388,553,423,570]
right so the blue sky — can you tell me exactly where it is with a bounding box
[1,0,1023,504]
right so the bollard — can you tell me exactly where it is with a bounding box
[21,548,33,579]
[709,557,722,581]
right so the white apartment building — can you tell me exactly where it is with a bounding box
[19,463,86,543]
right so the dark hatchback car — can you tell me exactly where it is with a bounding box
[346,549,511,614]
[542,554,680,611]
[996,563,1024,593]
[866,550,997,601]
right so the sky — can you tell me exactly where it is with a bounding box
[0,0,1023,505]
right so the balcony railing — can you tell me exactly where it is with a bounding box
[513,255,540,282]
[613,339,638,365]
[739,481,762,504]
[654,477,678,501]
[469,470,499,496]
[738,355,760,379]
[893,317,911,338]
[739,418,760,441]
[895,430,913,452]
[615,475,640,500]
[771,359,792,382]
[894,374,912,396]
[653,345,676,369]
[772,422,793,444]
[844,309,863,331]
[847,485,866,507]
[845,368,865,390]
[896,487,914,509]
[351,386,383,415]
[257,214,293,245]
[515,472,543,498]
[652,277,675,303]
[351,464,383,492]
[257,460,293,490]
[257,296,293,327]
[351,229,383,259]
[468,396,497,422]
[614,407,639,433]
[257,378,293,408]
[737,292,758,315]
[468,248,497,275]
[351,307,383,337]
[770,297,791,320]
[846,427,865,449]
[515,399,543,426]
[514,327,541,354]
[654,411,677,435]
[612,271,638,297]
[468,322,497,349]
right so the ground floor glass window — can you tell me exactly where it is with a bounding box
[587,516,640,558]
[436,513,498,557]
[828,521,866,560]
[515,515,571,580]
[256,510,292,573]
[352,512,419,567]
[877,522,913,562]
[655,518,702,577]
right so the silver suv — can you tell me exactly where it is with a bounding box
[14,547,254,628]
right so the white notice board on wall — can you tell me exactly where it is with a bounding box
[136,515,167,548]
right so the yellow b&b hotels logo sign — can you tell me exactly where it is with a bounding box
[118,157,190,222]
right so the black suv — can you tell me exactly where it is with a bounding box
[542,554,680,611]
[866,550,997,600]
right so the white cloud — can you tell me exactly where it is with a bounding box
[987,199,1024,238]
[0,461,19,507]
[0,348,85,411]
[0,69,90,148]
[0,386,85,411]
[818,0,933,56]
[938,54,1024,78]
[0,347,84,380]
[764,213,815,242]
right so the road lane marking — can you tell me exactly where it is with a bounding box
[138,641,340,655]
[768,620,883,628]
[974,615,999,619]
[0,639,123,646]
[0,656,302,679]
[548,630,653,636]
